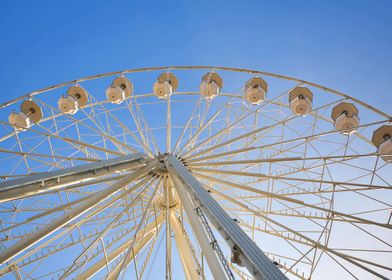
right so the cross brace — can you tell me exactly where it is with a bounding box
[0,153,287,280]
[0,153,148,202]
[166,155,288,280]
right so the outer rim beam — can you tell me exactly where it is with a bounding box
[0,153,148,202]
[2,66,389,120]
[166,156,288,280]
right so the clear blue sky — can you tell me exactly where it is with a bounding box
[0,0,391,114]
[0,1,391,279]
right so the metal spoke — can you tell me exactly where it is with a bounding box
[193,172,392,229]
[0,66,390,279]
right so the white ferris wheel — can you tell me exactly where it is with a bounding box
[0,66,391,280]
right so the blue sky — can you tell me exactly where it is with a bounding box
[0,1,391,279]
[0,0,391,114]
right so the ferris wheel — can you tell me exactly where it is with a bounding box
[0,66,391,280]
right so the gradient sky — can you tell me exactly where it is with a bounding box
[0,0,391,114]
[0,0,391,279]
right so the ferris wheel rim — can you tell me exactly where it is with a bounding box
[1,65,390,120]
[0,66,391,279]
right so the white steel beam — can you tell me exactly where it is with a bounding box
[170,211,201,280]
[0,160,157,265]
[75,215,164,279]
[165,177,173,280]
[0,153,149,202]
[213,188,391,280]
[193,172,392,229]
[190,167,391,190]
[166,156,288,280]
[169,175,228,280]
[107,178,160,280]
[70,177,159,267]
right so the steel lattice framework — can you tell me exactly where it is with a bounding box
[0,66,391,279]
